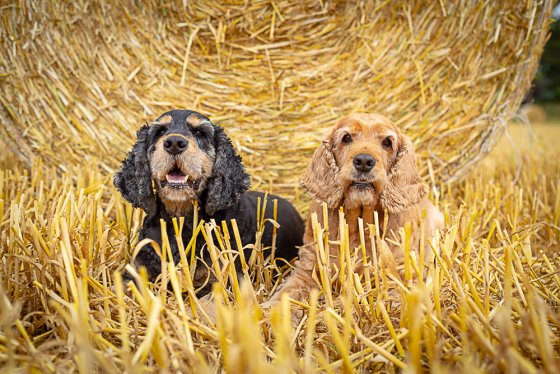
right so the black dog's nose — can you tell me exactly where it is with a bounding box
[353,154,376,172]
[163,135,188,155]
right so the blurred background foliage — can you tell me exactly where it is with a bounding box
[525,17,559,121]
[530,18,559,118]
[535,21,559,102]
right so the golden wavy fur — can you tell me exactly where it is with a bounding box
[269,113,444,303]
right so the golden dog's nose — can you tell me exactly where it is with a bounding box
[353,154,376,172]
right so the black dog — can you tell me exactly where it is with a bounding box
[114,110,304,296]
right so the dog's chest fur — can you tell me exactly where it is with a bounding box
[162,198,194,218]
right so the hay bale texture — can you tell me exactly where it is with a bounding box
[0,1,554,193]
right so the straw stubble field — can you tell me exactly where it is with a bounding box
[1,122,559,372]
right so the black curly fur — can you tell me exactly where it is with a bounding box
[114,110,304,296]
[205,127,251,215]
[113,125,157,215]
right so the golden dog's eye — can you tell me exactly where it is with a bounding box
[342,134,353,144]
[382,137,392,149]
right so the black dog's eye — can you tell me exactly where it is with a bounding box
[154,125,167,137]
[194,129,208,138]
[342,133,353,144]
[148,125,168,149]
[195,127,210,139]
[382,137,393,149]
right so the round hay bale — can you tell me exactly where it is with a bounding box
[0,1,554,195]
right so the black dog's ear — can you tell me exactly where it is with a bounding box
[205,125,250,215]
[114,125,157,215]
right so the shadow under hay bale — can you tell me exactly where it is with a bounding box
[0,1,554,195]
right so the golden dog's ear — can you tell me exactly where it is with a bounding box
[299,132,344,208]
[380,135,427,213]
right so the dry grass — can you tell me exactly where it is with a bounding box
[0,0,554,196]
[1,122,559,372]
[1,1,559,371]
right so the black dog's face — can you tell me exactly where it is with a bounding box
[114,110,251,217]
[148,112,216,204]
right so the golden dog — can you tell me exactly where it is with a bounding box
[269,113,444,303]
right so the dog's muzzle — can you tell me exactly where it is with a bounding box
[163,134,188,155]
[353,153,376,173]
[162,166,201,190]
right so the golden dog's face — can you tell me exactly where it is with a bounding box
[330,114,400,208]
[300,113,427,212]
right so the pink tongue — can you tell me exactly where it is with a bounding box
[167,173,184,182]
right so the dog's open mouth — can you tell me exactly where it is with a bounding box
[350,181,374,189]
[163,166,200,190]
